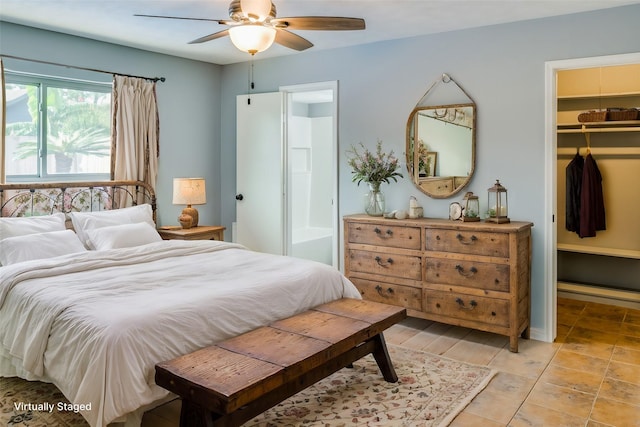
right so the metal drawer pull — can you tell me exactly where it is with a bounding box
[374,227,393,237]
[455,298,477,310]
[456,234,478,245]
[375,285,394,297]
[455,265,478,277]
[375,256,393,267]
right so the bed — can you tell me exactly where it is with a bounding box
[0,180,360,427]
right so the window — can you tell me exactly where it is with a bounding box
[4,72,112,181]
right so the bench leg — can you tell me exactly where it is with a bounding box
[180,399,216,427]
[371,333,398,383]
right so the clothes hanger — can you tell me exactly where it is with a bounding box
[581,125,591,155]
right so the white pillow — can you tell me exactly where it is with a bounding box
[69,204,155,248]
[0,213,66,241]
[0,229,87,266]
[85,222,162,250]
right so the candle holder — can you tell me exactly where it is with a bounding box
[461,192,480,222]
[486,180,510,223]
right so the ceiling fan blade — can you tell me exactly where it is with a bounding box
[274,29,313,51]
[134,14,232,25]
[189,29,231,44]
[272,17,365,31]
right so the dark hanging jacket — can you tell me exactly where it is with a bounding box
[565,152,583,235]
[579,153,606,238]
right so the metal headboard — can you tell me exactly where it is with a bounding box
[0,180,157,221]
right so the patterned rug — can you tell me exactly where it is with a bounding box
[0,377,88,427]
[247,345,496,426]
[1,345,496,427]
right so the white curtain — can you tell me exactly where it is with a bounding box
[111,75,159,203]
[1,59,6,184]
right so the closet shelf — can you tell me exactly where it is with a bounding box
[557,147,640,156]
[557,91,640,100]
[557,120,640,133]
[558,243,640,260]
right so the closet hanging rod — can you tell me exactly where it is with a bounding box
[557,147,640,156]
[0,54,166,82]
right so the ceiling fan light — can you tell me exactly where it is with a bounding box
[229,25,276,54]
[240,0,272,21]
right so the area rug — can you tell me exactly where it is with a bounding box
[249,344,496,426]
[1,345,496,427]
[0,377,88,427]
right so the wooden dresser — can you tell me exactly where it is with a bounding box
[343,214,533,352]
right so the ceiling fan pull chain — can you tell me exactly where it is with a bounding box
[251,58,255,90]
[247,56,254,105]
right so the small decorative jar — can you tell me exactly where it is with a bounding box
[409,196,424,218]
[486,180,510,223]
[461,191,480,222]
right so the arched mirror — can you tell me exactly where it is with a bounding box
[406,74,476,198]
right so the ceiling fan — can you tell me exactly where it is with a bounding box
[135,0,366,55]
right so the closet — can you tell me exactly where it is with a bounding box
[556,64,640,303]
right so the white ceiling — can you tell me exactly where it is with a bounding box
[1,0,639,65]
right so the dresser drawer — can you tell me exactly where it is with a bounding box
[350,278,422,311]
[348,222,421,250]
[348,249,422,281]
[425,258,510,293]
[424,290,509,328]
[425,229,509,258]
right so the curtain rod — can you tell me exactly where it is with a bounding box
[0,54,166,82]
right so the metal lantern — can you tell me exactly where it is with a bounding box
[461,191,480,222]
[486,180,510,223]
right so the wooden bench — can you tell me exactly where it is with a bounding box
[155,298,407,427]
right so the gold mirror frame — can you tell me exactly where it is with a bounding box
[406,74,476,199]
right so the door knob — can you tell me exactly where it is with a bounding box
[235,194,244,201]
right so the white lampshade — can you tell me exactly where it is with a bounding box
[229,24,276,54]
[173,178,206,206]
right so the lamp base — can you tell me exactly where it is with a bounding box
[181,206,199,228]
[178,214,193,229]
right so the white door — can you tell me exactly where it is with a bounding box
[236,92,284,254]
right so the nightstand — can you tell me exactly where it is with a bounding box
[157,225,225,241]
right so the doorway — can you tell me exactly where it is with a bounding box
[235,82,339,268]
[543,52,640,343]
[281,81,339,268]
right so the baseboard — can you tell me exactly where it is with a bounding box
[558,281,640,309]
[529,327,548,343]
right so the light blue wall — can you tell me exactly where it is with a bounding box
[0,21,223,227]
[1,4,639,334]
[218,4,640,332]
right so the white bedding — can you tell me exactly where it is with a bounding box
[0,240,360,427]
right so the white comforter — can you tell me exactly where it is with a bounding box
[0,240,360,427]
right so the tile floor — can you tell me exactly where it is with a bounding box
[142,297,640,426]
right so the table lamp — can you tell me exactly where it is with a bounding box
[173,178,206,228]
